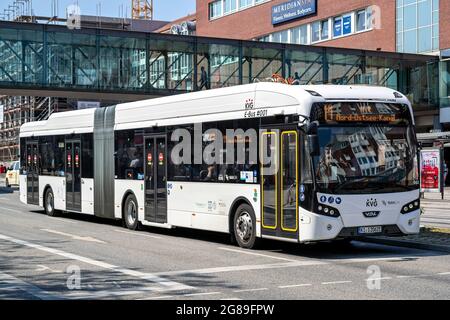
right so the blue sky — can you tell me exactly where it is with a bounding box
[1,0,196,21]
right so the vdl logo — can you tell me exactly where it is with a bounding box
[366,198,378,208]
[363,211,380,218]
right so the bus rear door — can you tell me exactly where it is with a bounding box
[144,135,168,224]
[65,139,82,212]
[26,140,39,205]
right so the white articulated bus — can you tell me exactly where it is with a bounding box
[19,83,420,248]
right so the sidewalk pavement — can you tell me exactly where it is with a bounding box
[361,227,450,253]
[420,188,450,229]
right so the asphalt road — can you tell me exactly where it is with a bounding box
[0,189,449,300]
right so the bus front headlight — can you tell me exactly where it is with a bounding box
[401,199,420,214]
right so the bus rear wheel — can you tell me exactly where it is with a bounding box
[233,203,259,249]
[123,194,140,231]
[44,188,59,217]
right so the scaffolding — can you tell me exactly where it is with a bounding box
[0,95,72,163]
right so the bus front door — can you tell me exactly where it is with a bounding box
[26,141,39,205]
[260,130,299,240]
[144,136,167,224]
[65,140,82,212]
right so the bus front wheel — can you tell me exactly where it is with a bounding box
[123,194,140,231]
[233,203,259,249]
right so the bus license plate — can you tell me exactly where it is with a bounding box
[358,226,382,234]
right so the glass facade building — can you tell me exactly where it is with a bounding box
[396,0,439,54]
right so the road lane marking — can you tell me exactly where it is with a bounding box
[66,287,173,299]
[396,274,432,279]
[153,260,327,277]
[35,265,61,273]
[334,256,432,264]
[0,233,193,292]
[114,229,163,239]
[365,277,392,281]
[233,288,268,293]
[138,295,174,300]
[321,280,352,285]
[183,292,222,297]
[41,229,107,244]
[437,272,450,275]
[0,271,62,300]
[218,247,299,262]
[278,284,312,289]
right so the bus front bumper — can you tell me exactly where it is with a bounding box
[299,208,420,243]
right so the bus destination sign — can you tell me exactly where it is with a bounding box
[320,102,407,123]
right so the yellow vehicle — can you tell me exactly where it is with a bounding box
[6,161,20,188]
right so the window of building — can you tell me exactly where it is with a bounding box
[292,25,308,44]
[224,0,237,14]
[356,8,372,32]
[209,1,223,19]
[272,30,289,43]
[239,0,252,9]
[342,14,352,35]
[333,16,343,38]
[312,19,329,43]
[210,0,271,20]
[311,21,320,43]
[259,35,271,42]
[321,20,329,40]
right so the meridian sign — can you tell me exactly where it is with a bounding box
[272,0,317,25]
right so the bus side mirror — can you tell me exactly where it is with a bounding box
[308,134,320,156]
[307,121,320,156]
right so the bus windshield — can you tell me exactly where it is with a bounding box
[313,125,419,194]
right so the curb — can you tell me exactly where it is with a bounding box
[359,237,450,253]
